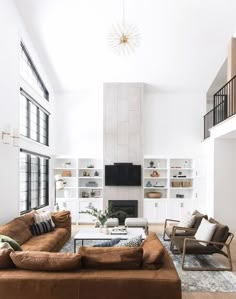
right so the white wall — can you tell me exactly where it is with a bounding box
[0,0,55,224]
[55,87,206,158]
[55,88,103,157]
[214,138,236,234]
[144,88,206,157]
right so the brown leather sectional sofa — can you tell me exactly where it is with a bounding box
[0,210,71,252]
[0,212,182,299]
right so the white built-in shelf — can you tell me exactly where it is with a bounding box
[54,168,77,170]
[169,197,193,200]
[78,187,102,189]
[170,168,193,170]
[56,197,78,200]
[62,176,79,179]
[144,177,168,179]
[53,157,103,224]
[144,187,168,189]
[79,197,102,200]
[170,177,194,180]
[170,187,193,190]
[79,168,102,170]
[144,168,168,170]
[79,177,102,179]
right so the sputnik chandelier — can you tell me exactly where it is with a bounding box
[108,0,141,55]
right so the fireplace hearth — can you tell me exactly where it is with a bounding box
[108,200,138,225]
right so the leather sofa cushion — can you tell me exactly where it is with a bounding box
[21,228,68,252]
[51,211,71,232]
[79,246,143,269]
[141,232,165,269]
[0,219,32,245]
[10,251,81,272]
[16,210,35,227]
[0,248,15,269]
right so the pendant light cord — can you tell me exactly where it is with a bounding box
[123,0,125,26]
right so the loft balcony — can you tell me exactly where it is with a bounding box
[204,74,236,139]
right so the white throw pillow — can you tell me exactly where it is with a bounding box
[178,212,196,228]
[0,242,13,250]
[34,210,55,228]
[194,218,217,246]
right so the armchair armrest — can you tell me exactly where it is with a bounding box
[51,211,71,234]
[164,218,180,230]
[172,226,196,237]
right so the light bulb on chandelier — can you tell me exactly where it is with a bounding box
[108,0,141,55]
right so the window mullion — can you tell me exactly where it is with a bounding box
[38,157,41,208]
[27,99,30,139]
[37,107,40,143]
[27,154,31,211]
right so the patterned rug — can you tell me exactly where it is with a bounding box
[60,234,236,292]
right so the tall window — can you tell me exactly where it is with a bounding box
[20,150,49,214]
[20,42,49,100]
[20,89,49,146]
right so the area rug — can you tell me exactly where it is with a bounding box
[60,235,236,292]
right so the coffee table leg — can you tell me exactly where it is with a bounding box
[74,239,76,253]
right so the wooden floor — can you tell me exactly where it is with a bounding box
[74,223,236,299]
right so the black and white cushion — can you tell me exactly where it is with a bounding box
[114,235,142,247]
[33,210,55,228]
[31,220,54,236]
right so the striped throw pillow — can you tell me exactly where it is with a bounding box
[31,220,54,236]
[34,211,55,227]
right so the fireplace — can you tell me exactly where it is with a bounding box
[108,200,138,225]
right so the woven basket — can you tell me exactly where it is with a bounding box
[61,170,72,177]
[146,192,161,198]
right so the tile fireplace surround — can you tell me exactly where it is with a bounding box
[103,83,144,216]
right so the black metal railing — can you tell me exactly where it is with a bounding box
[204,74,236,139]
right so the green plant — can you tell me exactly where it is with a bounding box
[79,206,126,226]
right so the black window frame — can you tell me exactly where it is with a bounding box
[20,149,50,215]
[20,88,50,146]
[20,42,49,101]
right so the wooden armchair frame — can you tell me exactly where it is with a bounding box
[163,218,180,241]
[172,232,234,271]
[163,219,197,242]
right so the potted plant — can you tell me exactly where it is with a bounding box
[79,206,126,231]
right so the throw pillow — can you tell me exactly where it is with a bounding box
[93,238,121,247]
[141,232,165,270]
[34,210,55,227]
[79,247,143,269]
[178,212,196,228]
[0,246,15,269]
[0,235,22,251]
[31,220,54,236]
[10,251,81,271]
[114,235,142,247]
[194,218,217,246]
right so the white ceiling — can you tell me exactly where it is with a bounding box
[14,0,236,93]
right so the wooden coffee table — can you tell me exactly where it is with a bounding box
[73,227,146,252]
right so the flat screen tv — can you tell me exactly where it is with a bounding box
[105,163,141,186]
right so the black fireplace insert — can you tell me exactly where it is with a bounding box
[108,200,138,225]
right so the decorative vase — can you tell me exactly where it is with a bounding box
[99,224,109,234]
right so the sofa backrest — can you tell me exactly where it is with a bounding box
[192,210,208,229]
[0,218,32,245]
[209,218,229,249]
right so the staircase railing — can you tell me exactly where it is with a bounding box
[204,74,236,139]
